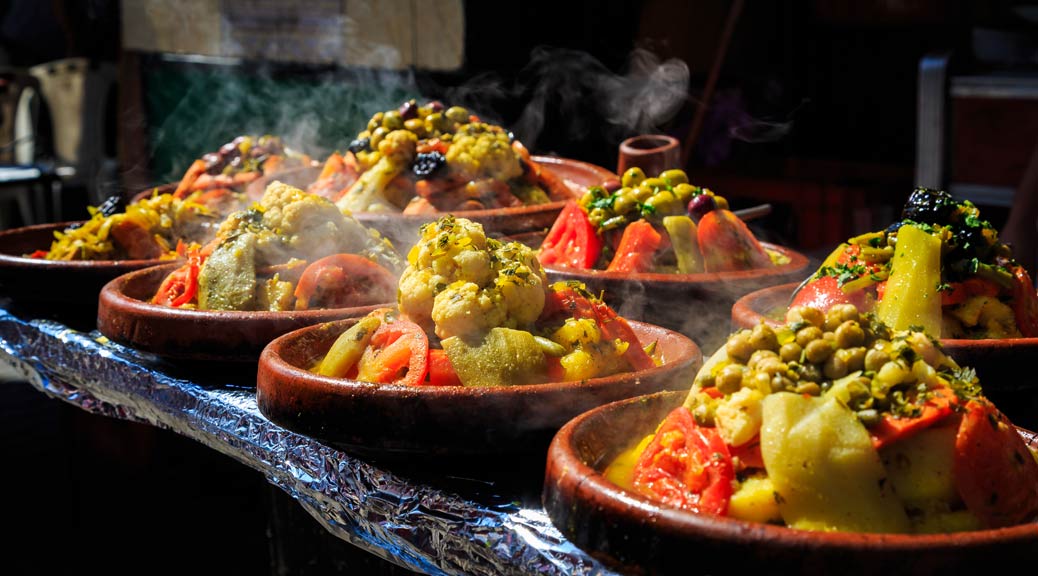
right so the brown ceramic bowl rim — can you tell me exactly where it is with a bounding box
[99,262,395,324]
[549,390,1038,548]
[734,281,1038,347]
[353,156,615,220]
[259,317,700,398]
[541,242,810,285]
[0,221,172,269]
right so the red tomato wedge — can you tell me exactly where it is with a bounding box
[425,349,462,387]
[1010,265,1038,337]
[631,406,734,515]
[954,399,1038,528]
[696,209,772,273]
[538,201,602,270]
[940,277,1001,307]
[870,386,958,450]
[293,254,397,311]
[356,319,429,386]
[790,275,869,314]
[605,219,660,273]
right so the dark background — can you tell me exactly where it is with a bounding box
[1,1,1037,574]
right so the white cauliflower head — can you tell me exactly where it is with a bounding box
[397,216,547,339]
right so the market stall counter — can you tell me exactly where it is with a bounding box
[0,304,619,576]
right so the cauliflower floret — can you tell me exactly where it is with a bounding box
[337,130,418,213]
[445,123,523,183]
[398,216,547,340]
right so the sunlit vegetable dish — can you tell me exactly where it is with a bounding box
[311,215,661,387]
[307,99,571,214]
[150,182,401,311]
[791,187,1038,339]
[538,167,783,273]
[605,305,1038,533]
[172,134,315,200]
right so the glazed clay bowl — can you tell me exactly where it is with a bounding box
[97,263,393,363]
[353,156,617,250]
[255,317,701,456]
[0,221,171,330]
[543,389,1038,575]
[731,282,1038,431]
[510,231,809,354]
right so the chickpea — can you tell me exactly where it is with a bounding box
[834,320,865,348]
[621,167,646,188]
[758,357,788,376]
[779,342,803,363]
[725,332,754,363]
[771,374,796,392]
[692,400,717,427]
[789,306,825,328]
[796,325,823,348]
[795,382,821,396]
[749,323,780,352]
[694,371,715,389]
[795,362,823,383]
[716,364,745,394]
[823,354,848,379]
[747,349,778,370]
[877,360,908,387]
[804,339,834,364]
[864,348,890,372]
[660,169,689,186]
[749,371,772,394]
[825,304,859,331]
[841,346,867,372]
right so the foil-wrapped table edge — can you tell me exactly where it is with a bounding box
[0,308,616,576]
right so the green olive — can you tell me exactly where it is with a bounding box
[621,167,646,188]
[445,106,469,123]
[660,169,689,186]
[714,196,729,210]
[369,126,388,148]
[643,190,680,215]
[632,185,653,202]
[382,110,403,130]
[613,193,637,215]
[367,111,384,132]
[404,117,426,135]
[672,183,696,203]
[641,177,670,192]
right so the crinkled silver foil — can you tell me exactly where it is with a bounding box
[0,308,616,576]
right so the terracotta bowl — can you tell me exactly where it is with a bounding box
[352,156,617,250]
[97,263,392,363]
[732,282,1038,431]
[255,317,701,456]
[510,231,810,354]
[543,389,1038,575]
[0,221,171,330]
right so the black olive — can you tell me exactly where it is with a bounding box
[347,137,371,155]
[901,187,956,225]
[202,152,225,172]
[412,151,447,178]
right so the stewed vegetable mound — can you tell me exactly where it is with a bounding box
[607,304,1038,533]
[538,167,782,273]
[312,216,660,387]
[791,187,1038,339]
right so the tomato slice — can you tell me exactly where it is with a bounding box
[696,208,771,272]
[605,219,660,273]
[954,398,1038,528]
[631,406,734,515]
[538,201,602,269]
[356,319,429,386]
[870,386,958,450]
[293,254,397,310]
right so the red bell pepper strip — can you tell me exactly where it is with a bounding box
[1010,265,1038,337]
[425,349,462,387]
[538,201,602,270]
[631,406,734,515]
[356,318,429,386]
[605,219,660,273]
[954,398,1038,528]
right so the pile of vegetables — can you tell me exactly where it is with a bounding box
[538,167,780,274]
[28,190,234,261]
[791,188,1038,339]
[312,216,660,387]
[173,134,314,201]
[151,182,401,312]
[308,99,567,214]
[606,304,1038,533]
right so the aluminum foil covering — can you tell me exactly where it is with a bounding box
[0,308,617,576]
